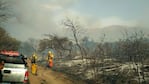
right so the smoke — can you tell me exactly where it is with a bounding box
[3,0,149,42]
[3,0,78,41]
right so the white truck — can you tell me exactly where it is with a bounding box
[0,53,29,84]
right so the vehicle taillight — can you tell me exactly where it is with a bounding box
[24,71,29,83]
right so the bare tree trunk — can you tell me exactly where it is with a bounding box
[62,18,86,60]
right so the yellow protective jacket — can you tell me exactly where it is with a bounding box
[48,51,54,60]
[31,54,37,63]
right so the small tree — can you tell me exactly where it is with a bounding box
[87,34,106,83]
[62,17,86,59]
[119,30,148,83]
[0,27,20,50]
[38,34,73,59]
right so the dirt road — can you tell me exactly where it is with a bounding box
[27,60,73,84]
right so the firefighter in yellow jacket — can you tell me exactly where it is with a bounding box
[31,53,38,75]
[47,51,54,68]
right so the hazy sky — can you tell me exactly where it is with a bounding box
[3,0,149,41]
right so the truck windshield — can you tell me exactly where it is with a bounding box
[0,54,25,64]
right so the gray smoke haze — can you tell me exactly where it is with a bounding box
[2,0,149,42]
[3,0,79,41]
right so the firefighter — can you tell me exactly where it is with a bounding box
[48,51,54,60]
[31,53,37,63]
[31,53,38,75]
[49,58,53,68]
[47,51,54,68]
